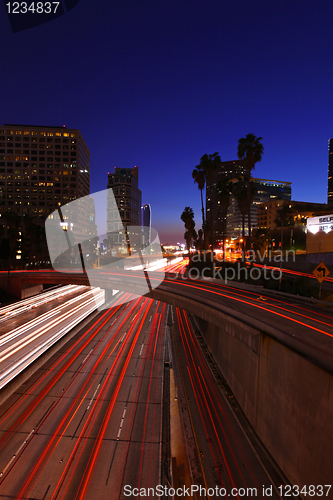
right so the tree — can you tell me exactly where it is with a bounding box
[254,227,272,256]
[193,152,221,249]
[195,228,204,252]
[274,202,294,253]
[181,207,195,252]
[192,168,205,237]
[274,202,294,227]
[216,177,233,266]
[233,177,247,247]
[237,134,264,249]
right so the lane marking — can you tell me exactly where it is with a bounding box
[87,384,101,410]
[0,429,35,477]
[81,348,93,364]
[116,406,127,440]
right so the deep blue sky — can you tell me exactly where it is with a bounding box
[1,0,333,243]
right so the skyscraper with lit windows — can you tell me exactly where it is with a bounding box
[0,124,90,220]
[106,166,142,249]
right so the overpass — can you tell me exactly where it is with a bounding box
[0,269,332,486]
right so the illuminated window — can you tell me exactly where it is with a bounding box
[63,133,69,137]
[55,132,61,137]
[31,131,37,136]
[15,130,22,135]
[23,131,30,135]
[47,132,54,137]
[40,131,46,136]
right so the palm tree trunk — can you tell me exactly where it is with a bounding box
[247,181,252,251]
[222,216,226,276]
[200,188,205,248]
[242,213,245,261]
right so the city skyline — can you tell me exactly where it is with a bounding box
[2,1,333,243]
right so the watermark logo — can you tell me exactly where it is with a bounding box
[45,188,164,310]
[3,0,81,33]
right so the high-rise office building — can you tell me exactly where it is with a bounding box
[106,166,142,250]
[226,178,291,239]
[206,159,292,243]
[0,124,90,220]
[328,138,333,206]
[206,160,246,245]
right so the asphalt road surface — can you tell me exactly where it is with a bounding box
[0,294,166,499]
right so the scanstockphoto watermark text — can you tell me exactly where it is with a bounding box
[191,249,296,264]
[181,263,282,283]
[123,484,276,497]
[168,250,297,283]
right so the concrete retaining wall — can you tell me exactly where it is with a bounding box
[196,316,333,485]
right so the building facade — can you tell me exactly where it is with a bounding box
[106,166,142,250]
[225,178,292,240]
[258,200,329,231]
[206,158,292,243]
[250,178,292,228]
[328,138,333,206]
[206,160,247,245]
[0,124,90,220]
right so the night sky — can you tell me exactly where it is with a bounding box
[1,0,333,243]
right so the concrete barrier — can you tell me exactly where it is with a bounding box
[195,315,333,486]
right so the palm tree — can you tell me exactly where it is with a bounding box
[274,202,294,228]
[192,168,205,237]
[254,227,272,257]
[233,176,257,257]
[216,177,233,266]
[274,202,294,253]
[237,134,264,250]
[233,177,248,255]
[193,152,221,248]
[181,207,195,252]
[197,228,203,251]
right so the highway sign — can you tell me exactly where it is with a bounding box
[313,261,330,283]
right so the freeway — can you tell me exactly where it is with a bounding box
[171,306,285,499]
[2,264,332,370]
[0,285,94,335]
[0,287,297,500]
[156,273,333,372]
[0,294,167,499]
[0,261,330,498]
[0,287,105,390]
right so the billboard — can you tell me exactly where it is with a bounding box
[306,214,333,254]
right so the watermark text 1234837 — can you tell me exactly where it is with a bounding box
[3,0,81,32]
[6,2,60,13]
